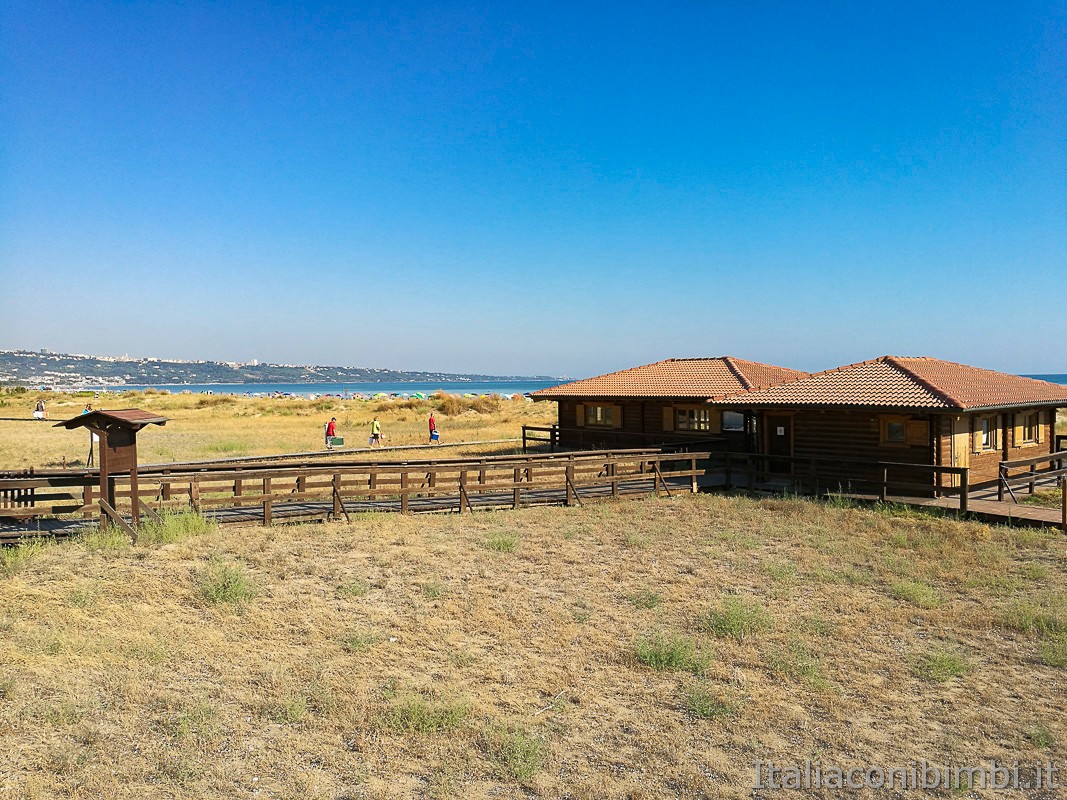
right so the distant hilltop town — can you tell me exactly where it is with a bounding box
[0,349,555,388]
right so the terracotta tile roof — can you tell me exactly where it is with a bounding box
[531,358,809,400]
[54,409,170,429]
[711,356,1067,410]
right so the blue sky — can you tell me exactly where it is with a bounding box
[1,2,1064,378]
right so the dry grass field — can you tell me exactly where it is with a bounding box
[0,389,555,470]
[1,493,1064,799]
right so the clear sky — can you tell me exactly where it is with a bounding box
[1,2,1064,378]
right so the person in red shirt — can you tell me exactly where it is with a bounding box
[428,412,439,444]
[325,417,337,449]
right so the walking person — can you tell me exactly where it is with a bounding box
[33,398,46,420]
[428,412,440,444]
[370,416,383,447]
[324,417,337,450]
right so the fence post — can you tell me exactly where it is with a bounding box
[880,467,888,502]
[690,456,698,493]
[333,474,341,517]
[459,470,468,513]
[262,476,272,525]
[998,463,1005,502]
[513,467,521,509]
[400,472,409,514]
[565,464,575,505]
[960,468,969,513]
[1028,464,1036,495]
[1061,476,1066,533]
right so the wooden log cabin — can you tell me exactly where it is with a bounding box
[708,356,1067,490]
[529,357,810,450]
[533,355,1066,492]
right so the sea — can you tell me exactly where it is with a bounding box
[74,380,560,398]
[50,375,1067,398]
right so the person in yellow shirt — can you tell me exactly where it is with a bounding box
[370,416,383,447]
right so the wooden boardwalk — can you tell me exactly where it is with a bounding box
[0,474,690,541]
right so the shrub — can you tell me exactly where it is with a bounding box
[341,630,379,653]
[635,631,710,675]
[196,559,256,606]
[479,722,547,782]
[699,596,772,640]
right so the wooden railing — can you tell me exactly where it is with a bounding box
[997,450,1067,502]
[521,424,724,454]
[0,450,710,534]
[707,452,972,511]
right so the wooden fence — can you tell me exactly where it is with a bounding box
[706,451,972,511]
[998,450,1067,502]
[521,424,723,454]
[0,449,709,537]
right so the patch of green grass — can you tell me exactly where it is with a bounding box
[383,694,469,735]
[635,631,710,675]
[890,579,942,609]
[698,596,772,641]
[1002,598,1066,637]
[1018,562,1049,582]
[479,721,547,782]
[341,630,380,653]
[77,526,130,552]
[1038,634,1067,668]
[0,541,43,577]
[484,532,518,552]
[1026,723,1056,749]
[627,590,662,610]
[765,640,830,690]
[421,581,447,600]
[761,560,796,584]
[264,693,307,725]
[912,649,972,682]
[167,702,218,743]
[137,510,216,546]
[195,559,256,606]
[621,530,652,549]
[204,440,248,454]
[683,681,742,721]
[336,578,369,598]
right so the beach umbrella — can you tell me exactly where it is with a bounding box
[412,392,426,399]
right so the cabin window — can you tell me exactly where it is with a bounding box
[585,404,615,428]
[879,415,929,448]
[1020,411,1039,444]
[722,411,745,431]
[973,415,1000,452]
[677,407,712,431]
[879,415,907,447]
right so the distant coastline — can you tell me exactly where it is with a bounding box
[69,380,559,398]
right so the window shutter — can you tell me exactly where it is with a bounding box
[906,420,929,446]
[1037,410,1045,443]
[1013,414,1023,448]
[575,403,585,427]
[662,406,675,432]
[611,405,623,429]
[708,410,722,435]
[971,417,982,454]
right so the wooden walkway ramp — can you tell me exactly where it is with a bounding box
[1,449,704,542]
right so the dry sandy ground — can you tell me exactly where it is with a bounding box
[0,493,1064,799]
